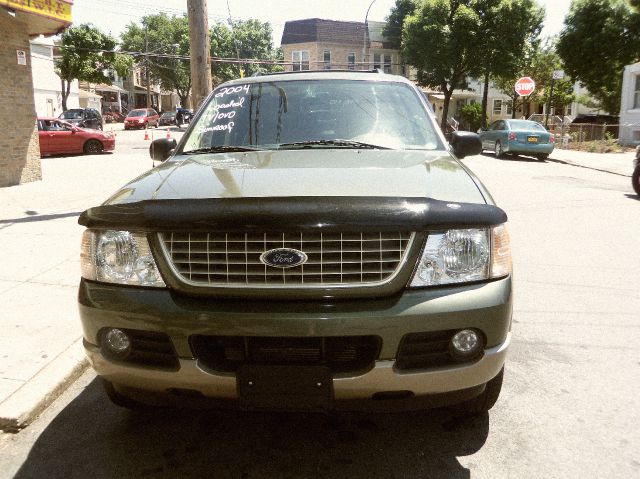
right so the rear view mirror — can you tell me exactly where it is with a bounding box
[149,138,177,162]
[450,131,482,159]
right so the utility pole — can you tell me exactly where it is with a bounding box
[187,0,212,110]
[362,0,377,71]
[145,26,151,109]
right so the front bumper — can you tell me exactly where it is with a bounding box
[505,140,554,155]
[79,276,512,407]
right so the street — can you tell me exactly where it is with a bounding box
[1,141,638,478]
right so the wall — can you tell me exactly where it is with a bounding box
[0,11,41,187]
[30,38,79,117]
[619,62,640,145]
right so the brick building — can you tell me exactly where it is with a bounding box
[0,1,72,187]
[280,18,407,76]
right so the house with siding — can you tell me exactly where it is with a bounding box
[619,62,640,145]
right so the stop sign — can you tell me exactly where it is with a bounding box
[515,77,535,96]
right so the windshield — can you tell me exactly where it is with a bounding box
[60,110,83,119]
[182,79,441,152]
[508,120,545,131]
[128,110,146,117]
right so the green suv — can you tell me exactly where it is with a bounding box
[78,71,512,414]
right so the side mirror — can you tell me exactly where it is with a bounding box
[450,131,482,159]
[150,138,177,162]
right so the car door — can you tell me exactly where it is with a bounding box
[37,120,53,155]
[493,121,507,147]
[48,120,82,154]
[482,121,498,148]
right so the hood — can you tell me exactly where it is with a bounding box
[103,149,487,206]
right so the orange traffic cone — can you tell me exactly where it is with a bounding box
[166,128,172,139]
[144,127,150,140]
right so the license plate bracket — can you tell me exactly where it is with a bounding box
[237,365,334,411]
[527,136,538,143]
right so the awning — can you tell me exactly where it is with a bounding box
[94,83,127,93]
[1,0,73,37]
[79,89,101,99]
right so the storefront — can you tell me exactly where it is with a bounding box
[0,0,73,187]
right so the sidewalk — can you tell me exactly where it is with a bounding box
[0,129,169,431]
[0,141,632,431]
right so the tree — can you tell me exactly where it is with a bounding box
[399,0,544,131]
[210,20,283,85]
[557,0,640,114]
[475,0,544,127]
[382,0,419,50]
[55,24,132,111]
[120,14,192,108]
[459,102,486,131]
[494,42,575,120]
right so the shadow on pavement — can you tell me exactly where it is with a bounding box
[0,212,82,225]
[14,378,490,479]
[482,152,544,163]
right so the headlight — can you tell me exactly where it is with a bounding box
[81,230,165,287]
[410,225,511,287]
[138,119,145,123]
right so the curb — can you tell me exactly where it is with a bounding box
[0,338,88,433]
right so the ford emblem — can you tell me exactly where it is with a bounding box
[260,248,308,268]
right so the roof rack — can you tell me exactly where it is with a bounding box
[250,69,387,77]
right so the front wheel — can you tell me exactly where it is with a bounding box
[494,141,504,158]
[83,139,103,154]
[632,165,640,196]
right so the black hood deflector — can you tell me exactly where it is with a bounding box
[78,197,507,232]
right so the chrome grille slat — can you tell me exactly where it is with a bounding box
[159,231,414,287]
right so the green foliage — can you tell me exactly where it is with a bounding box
[382,0,418,50]
[459,103,486,131]
[398,0,543,130]
[120,14,192,105]
[494,41,574,117]
[210,20,282,84]
[557,0,640,114]
[55,24,132,109]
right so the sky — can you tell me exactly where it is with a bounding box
[71,0,573,46]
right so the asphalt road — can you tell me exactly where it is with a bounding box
[1,149,639,479]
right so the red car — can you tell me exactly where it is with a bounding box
[37,118,116,156]
[123,108,160,130]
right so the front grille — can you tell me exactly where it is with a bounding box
[395,330,485,370]
[159,231,413,287]
[190,335,381,373]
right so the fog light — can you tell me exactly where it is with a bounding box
[102,328,131,358]
[450,329,482,360]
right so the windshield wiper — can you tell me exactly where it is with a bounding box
[277,139,391,150]
[182,146,260,155]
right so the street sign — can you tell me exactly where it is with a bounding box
[515,77,536,96]
[552,70,565,80]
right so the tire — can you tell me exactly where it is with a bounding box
[537,153,549,160]
[101,379,148,410]
[494,140,504,158]
[457,367,504,416]
[632,166,640,196]
[83,139,103,154]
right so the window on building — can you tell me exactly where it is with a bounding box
[323,50,331,70]
[373,53,381,70]
[493,99,503,115]
[383,54,392,73]
[634,75,640,109]
[292,50,310,71]
[347,52,356,70]
[566,103,573,116]
[505,100,513,115]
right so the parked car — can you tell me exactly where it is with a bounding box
[59,108,103,130]
[78,71,511,415]
[158,111,177,126]
[123,108,160,130]
[175,107,193,126]
[479,119,554,160]
[37,118,115,156]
